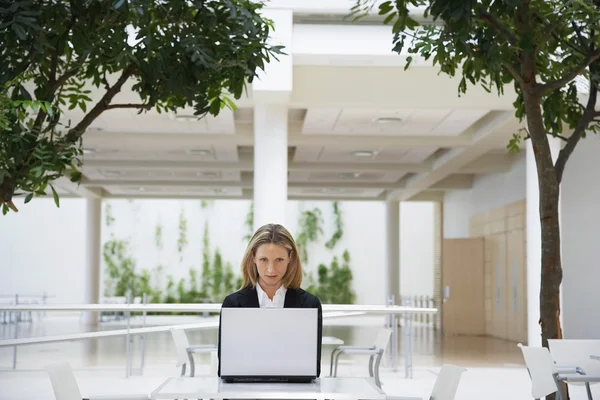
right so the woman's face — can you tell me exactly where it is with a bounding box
[254,243,290,290]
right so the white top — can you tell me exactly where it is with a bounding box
[150,377,386,400]
[256,283,287,308]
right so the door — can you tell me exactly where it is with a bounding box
[506,228,527,343]
[489,233,509,339]
[442,238,485,336]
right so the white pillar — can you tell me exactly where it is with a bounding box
[385,201,401,304]
[253,104,288,229]
[83,199,102,326]
[526,137,561,346]
[251,9,292,230]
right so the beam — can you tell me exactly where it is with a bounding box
[81,131,473,151]
[54,176,104,199]
[387,111,517,201]
[82,155,433,174]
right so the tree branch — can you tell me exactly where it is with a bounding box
[555,72,598,184]
[64,64,137,144]
[503,62,526,87]
[538,49,600,94]
[479,11,517,45]
[107,103,152,110]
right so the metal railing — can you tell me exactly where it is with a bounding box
[400,295,437,328]
[0,301,437,379]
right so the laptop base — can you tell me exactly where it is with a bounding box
[221,375,315,384]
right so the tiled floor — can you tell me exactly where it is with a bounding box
[0,315,597,399]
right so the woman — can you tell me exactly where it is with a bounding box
[217,223,323,377]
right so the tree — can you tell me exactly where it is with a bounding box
[354,0,600,349]
[0,0,282,214]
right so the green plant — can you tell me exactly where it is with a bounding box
[200,221,211,297]
[0,0,283,212]
[200,200,214,209]
[177,208,188,260]
[104,203,115,227]
[306,250,356,304]
[357,0,600,348]
[243,202,254,241]
[325,202,344,249]
[155,221,163,250]
[296,207,325,264]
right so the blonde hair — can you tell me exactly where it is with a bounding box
[240,223,302,290]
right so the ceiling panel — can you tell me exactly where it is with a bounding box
[288,187,384,197]
[81,147,221,162]
[302,107,487,137]
[429,109,489,136]
[84,169,241,182]
[294,146,436,164]
[105,186,243,196]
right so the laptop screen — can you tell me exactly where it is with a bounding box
[220,308,318,379]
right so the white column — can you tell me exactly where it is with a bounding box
[252,9,293,230]
[253,105,288,228]
[385,201,401,304]
[83,199,102,326]
[526,137,561,346]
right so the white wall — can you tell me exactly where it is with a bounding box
[443,152,526,238]
[0,198,437,305]
[0,199,87,303]
[400,202,435,296]
[561,133,600,339]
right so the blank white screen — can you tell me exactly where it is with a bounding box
[220,308,318,376]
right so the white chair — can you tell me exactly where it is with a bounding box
[330,328,392,388]
[45,361,148,400]
[518,343,600,400]
[549,339,600,400]
[387,364,466,400]
[170,328,217,377]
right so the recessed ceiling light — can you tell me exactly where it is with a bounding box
[374,117,403,124]
[212,188,225,194]
[174,114,199,122]
[82,148,96,154]
[186,149,212,156]
[102,170,126,177]
[338,172,361,179]
[87,127,103,132]
[352,150,377,157]
[322,188,343,193]
[197,171,219,178]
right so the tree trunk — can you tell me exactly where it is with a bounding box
[523,90,564,395]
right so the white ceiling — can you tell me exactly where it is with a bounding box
[52,62,524,202]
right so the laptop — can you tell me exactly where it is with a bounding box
[220,308,318,383]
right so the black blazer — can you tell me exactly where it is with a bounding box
[217,286,323,377]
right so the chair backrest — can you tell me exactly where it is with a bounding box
[548,339,600,376]
[170,328,191,367]
[45,361,82,400]
[518,343,559,399]
[209,350,219,376]
[429,364,466,400]
[374,328,393,351]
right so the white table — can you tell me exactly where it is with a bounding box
[322,336,344,346]
[150,377,386,400]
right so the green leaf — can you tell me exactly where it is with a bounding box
[49,184,60,208]
[24,193,34,204]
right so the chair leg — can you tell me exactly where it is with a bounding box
[187,351,195,377]
[330,348,339,377]
[333,350,345,377]
[368,355,374,378]
[373,352,383,389]
[585,382,593,400]
[180,363,186,377]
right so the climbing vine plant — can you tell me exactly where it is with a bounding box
[177,208,188,260]
[295,201,356,304]
[325,202,343,249]
[296,207,325,264]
